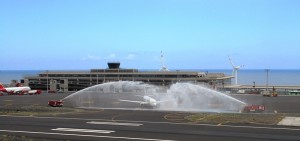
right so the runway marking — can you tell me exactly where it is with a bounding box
[2,115,300,131]
[52,128,114,134]
[0,129,175,141]
[87,121,143,126]
[3,100,13,102]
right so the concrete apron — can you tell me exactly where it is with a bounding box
[278,117,300,126]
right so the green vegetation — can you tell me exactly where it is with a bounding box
[0,134,70,141]
[186,113,288,125]
[0,106,84,116]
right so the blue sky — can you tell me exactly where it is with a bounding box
[1,0,299,70]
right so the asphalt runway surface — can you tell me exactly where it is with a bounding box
[1,92,300,113]
[1,110,300,141]
[1,92,300,141]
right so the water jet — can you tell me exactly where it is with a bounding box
[63,81,246,113]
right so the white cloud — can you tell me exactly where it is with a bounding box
[82,54,101,61]
[105,53,116,59]
[126,54,136,60]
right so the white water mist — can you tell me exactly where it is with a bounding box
[63,81,246,113]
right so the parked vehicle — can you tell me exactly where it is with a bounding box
[48,100,63,107]
[243,105,265,113]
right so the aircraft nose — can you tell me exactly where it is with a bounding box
[152,102,157,107]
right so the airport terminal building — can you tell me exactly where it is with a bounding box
[23,62,233,92]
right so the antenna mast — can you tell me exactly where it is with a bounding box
[160,51,169,71]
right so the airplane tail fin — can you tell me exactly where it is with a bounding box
[16,83,23,87]
[0,84,5,89]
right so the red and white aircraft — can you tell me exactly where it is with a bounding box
[27,90,42,95]
[119,95,159,107]
[0,84,41,95]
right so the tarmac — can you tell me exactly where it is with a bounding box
[2,92,300,127]
[2,92,300,113]
[1,92,300,141]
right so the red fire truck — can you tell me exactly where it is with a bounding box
[48,100,63,107]
[243,105,265,113]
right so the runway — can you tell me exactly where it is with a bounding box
[1,111,300,141]
[2,92,300,113]
[1,93,300,140]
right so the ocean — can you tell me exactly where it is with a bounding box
[0,70,300,85]
[0,70,43,84]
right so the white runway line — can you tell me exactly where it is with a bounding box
[0,129,175,141]
[87,121,143,126]
[52,128,115,134]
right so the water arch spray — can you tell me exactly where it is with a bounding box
[63,81,246,113]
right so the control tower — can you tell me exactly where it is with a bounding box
[108,62,120,69]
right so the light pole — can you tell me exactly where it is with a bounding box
[46,70,48,93]
[176,70,179,83]
[265,69,269,91]
[97,73,98,84]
